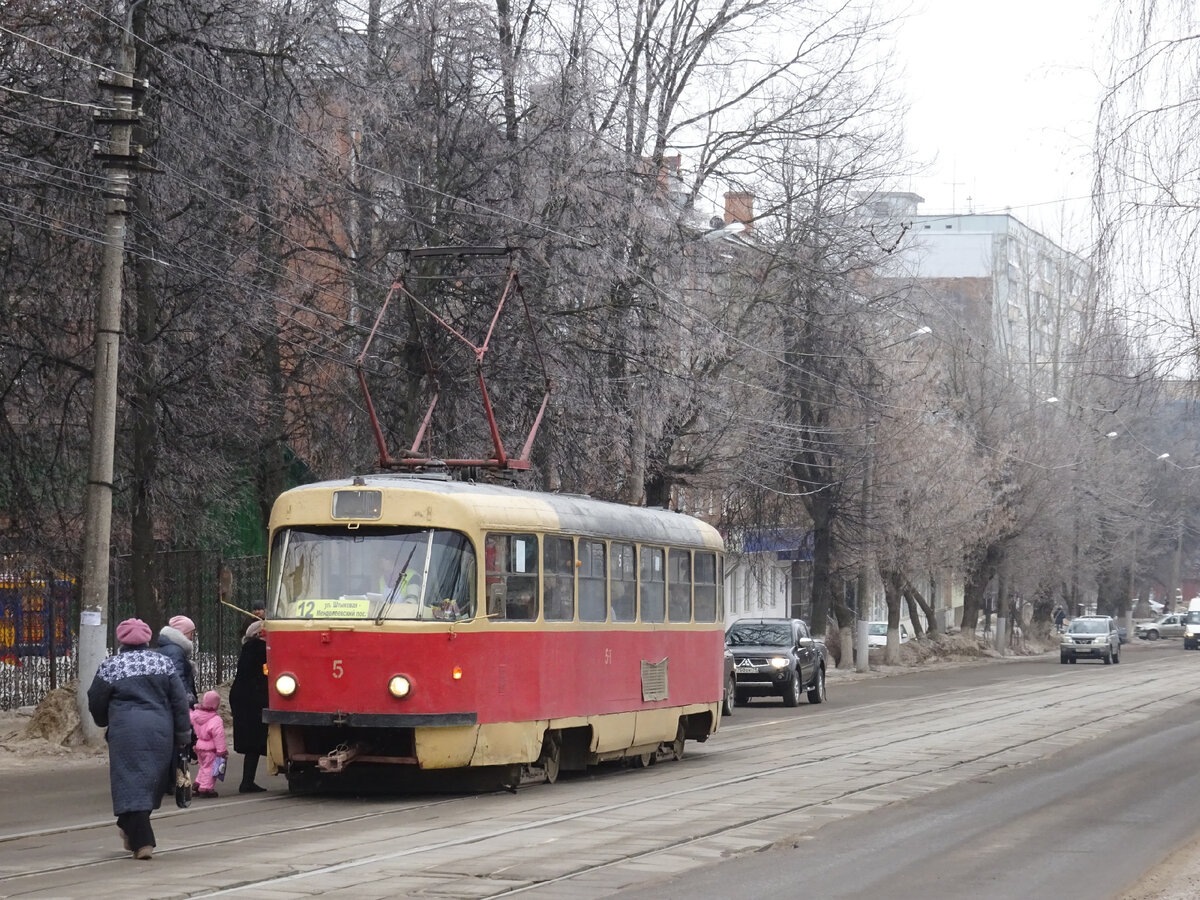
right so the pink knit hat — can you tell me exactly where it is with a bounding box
[200,690,220,711]
[115,618,152,646]
[168,615,195,636]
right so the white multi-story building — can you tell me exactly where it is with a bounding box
[868,194,1093,631]
[874,193,1092,384]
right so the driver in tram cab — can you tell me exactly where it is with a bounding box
[369,555,419,598]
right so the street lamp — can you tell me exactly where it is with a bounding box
[855,324,931,673]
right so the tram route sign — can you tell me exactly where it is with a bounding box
[297,597,370,619]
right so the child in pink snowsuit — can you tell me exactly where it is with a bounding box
[190,690,228,798]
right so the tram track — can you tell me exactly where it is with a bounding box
[3,655,1193,898]
[186,664,1193,898]
[0,666,1100,848]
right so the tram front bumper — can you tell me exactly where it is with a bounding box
[262,709,477,728]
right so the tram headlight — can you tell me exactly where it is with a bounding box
[770,657,789,669]
[275,673,298,697]
[388,675,412,698]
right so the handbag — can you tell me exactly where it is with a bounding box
[212,756,227,782]
[175,750,193,808]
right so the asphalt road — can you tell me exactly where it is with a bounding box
[3,639,1198,899]
[616,651,1200,899]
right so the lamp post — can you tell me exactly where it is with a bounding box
[1042,397,1123,621]
[855,325,930,673]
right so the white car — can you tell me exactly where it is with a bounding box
[867,622,910,648]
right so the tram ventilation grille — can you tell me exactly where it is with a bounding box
[641,658,669,701]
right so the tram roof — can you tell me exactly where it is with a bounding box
[275,473,724,550]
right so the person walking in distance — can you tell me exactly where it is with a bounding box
[157,615,198,707]
[87,618,191,860]
[229,618,269,793]
[190,691,228,798]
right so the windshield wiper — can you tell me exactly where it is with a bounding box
[375,543,419,626]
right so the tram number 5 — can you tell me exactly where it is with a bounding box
[331,659,344,679]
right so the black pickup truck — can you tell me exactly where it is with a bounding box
[725,617,828,707]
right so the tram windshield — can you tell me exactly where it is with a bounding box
[268,526,476,622]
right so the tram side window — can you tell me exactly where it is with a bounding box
[640,546,665,623]
[544,536,575,621]
[718,555,725,619]
[610,542,637,622]
[694,552,718,622]
[668,549,692,622]
[579,539,607,622]
[485,533,539,621]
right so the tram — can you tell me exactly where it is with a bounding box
[262,472,726,790]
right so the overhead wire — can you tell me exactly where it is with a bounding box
[2,4,1189,490]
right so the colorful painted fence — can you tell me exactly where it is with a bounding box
[0,553,266,710]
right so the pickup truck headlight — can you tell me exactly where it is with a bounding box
[770,657,789,669]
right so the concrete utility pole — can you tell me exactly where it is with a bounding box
[76,4,145,742]
[854,364,877,675]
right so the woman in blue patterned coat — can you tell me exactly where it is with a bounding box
[88,617,192,860]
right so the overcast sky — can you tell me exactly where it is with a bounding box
[886,0,1110,248]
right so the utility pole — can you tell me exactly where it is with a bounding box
[1171,517,1185,613]
[76,2,145,742]
[854,364,877,675]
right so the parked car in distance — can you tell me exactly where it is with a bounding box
[866,622,910,648]
[721,647,736,717]
[1060,615,1121,665]
[725,617,827,707]
[1135,615,1186,641]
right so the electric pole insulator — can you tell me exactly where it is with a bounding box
[92,109,141,127]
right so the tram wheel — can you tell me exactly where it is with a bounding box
[285,767,320,794]
[631,751,655,769]
[669,723,685,761]
[539,732,562,785]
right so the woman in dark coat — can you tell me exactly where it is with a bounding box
[156,614,198,707]
[229,618,269,793]
[88,617,191,860]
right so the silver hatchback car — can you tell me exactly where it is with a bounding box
[1135,614,1186,641]
[1061,616,1121,664]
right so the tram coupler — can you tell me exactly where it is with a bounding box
[318,745,360,773]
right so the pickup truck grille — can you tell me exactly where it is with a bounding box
[735,657,770,669]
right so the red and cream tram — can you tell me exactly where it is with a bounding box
[262,472,726,789]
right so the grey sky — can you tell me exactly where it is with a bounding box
[886,0,1108,247]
